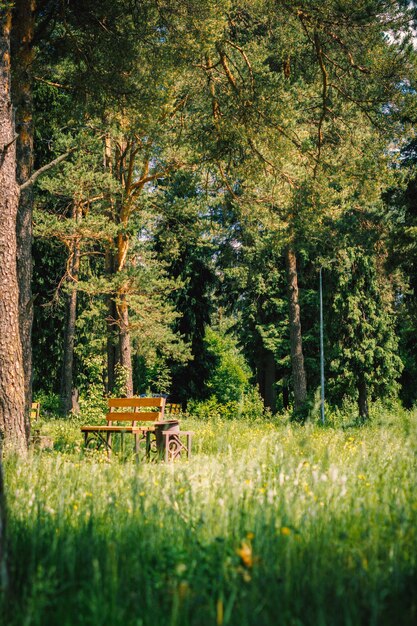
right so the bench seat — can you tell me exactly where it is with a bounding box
[81,425,155,432]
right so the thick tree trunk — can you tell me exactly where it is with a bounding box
[358,378,369,422]
[0,8,27,451]
[118,293,133,397]
[12,0,35,431]
[285,245,307,414]
[60,204,81,414]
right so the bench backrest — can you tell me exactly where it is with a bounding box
[106,397,166,425]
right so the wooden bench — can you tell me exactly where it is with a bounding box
[31,401,40,421]
[81,397,166,458]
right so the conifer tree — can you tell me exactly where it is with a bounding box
[0,4,27,450]
[327,229,403,420]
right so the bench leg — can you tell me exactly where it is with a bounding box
[106,432,112,459]
[134,433,139,462]
[146,431,151,460]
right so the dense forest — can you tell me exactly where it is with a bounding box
[1,0,417,438]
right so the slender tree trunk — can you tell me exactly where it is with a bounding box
[60,203,81,414]
[0,7,27,451]
[115,187,134,396]
[105,248,118,394]
[285,245,307,414]
[106,295,118,393]
[105,252,117,394]
[103,129,118,393]
[358,378,369,422]
[12,0,35,431]
[118,293,133,397]
[263,349,277,413]
[282,379,290,410]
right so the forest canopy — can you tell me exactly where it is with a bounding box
[2,0,417,446]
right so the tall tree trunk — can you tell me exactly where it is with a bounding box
[0,7,27,451]
[358,378,369,422]
[115,190,133,396]
[103,129,118,393]
[285,245,307,415]
[118,293,133,397]
[105,255,117,393]
[60,203,81,414]
[11,0,35,429]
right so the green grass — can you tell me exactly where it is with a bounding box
[2,410,417,626]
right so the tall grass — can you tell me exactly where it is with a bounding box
[2,410,417,625]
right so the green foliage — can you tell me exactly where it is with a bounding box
[327,245,403,406]
[188,386,266,421]
[204,324,253,404]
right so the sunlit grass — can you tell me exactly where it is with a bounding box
[2,409,417,625]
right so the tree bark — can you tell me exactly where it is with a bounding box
[358,378,369,422]
[118,293,133,397]
[105,249,117,394]
[11,0,35,430]
[282,379,290,410]
[285,245,308,414]
[60,203,81,414]
[103,130,118,393]
[263,349,277,413]
[0,7,27,451]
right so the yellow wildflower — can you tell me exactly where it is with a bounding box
[236,541,253,568]
[281,526,291,536]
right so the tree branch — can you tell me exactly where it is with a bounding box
[225,39,254,92]
[20,150,73,191]
[216,44,239,93]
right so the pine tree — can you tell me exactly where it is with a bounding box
[0,4,27,450]
[327,214,403,420]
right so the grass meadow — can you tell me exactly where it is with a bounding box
[1,407,417,626]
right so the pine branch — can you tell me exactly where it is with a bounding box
[20,150,73,191]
